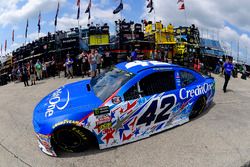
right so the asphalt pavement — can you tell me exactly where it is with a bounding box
[0,74,250,167]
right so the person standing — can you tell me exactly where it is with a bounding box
[88,49,97,78]
[16,66,21,81]
[80,51,89,78]
[11,67,16,82]
[42,60,48,79]
[35,59,42,80]
[223,58,234,93]
[50,56,56,78]
[21,64,29,87]
[65,54,74,79]
[193,58,201,72]
[95,49,102,74]
[127,49,138,61]
[214,60,221,74]
[29,61,36,85]
[241,64,247,80]
[104,50,111,69]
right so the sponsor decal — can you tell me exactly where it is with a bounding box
[112,96,122,104]
[176,72,180,79]
[94,106,110,116]
[96,115,112,131]
[45,88,70,117]
[96,116,111,125]
[52,120,80,129]
[179,83,213,100]
[98,122,112,131]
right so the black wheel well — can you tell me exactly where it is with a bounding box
[189,95,207,119]
[50,125,98,152]
[200,95,207,101]
[194,95,207,107]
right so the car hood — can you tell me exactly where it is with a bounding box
[33,79,103,134]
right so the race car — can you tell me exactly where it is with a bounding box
[33,60,215,156]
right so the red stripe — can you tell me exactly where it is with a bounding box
[100,88,120,107]
[79,111,94,123]
[79,88,120,123]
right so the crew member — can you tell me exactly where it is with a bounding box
[223,58,234,93]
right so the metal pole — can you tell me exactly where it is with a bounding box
[153,7,156,24]
[237,39,240,63]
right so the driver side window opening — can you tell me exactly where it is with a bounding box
[179,71,196,87]
[124,71,176,101]
[124,83,140,101]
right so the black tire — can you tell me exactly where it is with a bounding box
[51,126,92,153]
[189,96,206,119]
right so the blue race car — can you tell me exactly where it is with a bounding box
[33,60,215,156]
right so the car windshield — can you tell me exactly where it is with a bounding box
[90,68,134,101]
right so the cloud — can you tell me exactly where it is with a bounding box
[141,0,250,63]
[27,32,46,41]
[0,0,67,27]
[142,0,250,32]
[54,1,121,31]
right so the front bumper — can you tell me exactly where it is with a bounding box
[36,133,57,157]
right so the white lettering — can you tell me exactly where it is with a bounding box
[125,61,149,69]
[180,83,214,100]
[125,61,171,69]
[190,89,195,97]
[179,88,187,100]
[45,88,70,117]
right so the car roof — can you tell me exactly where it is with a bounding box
[115,60,178,74]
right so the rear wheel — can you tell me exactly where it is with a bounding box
[189,96,206,119]
[52,126,92,153]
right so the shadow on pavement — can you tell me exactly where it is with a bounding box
[225,89,234,93]
[57,145,117,158]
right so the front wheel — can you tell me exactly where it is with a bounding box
[51,126,91,153]
[189,96,206,119]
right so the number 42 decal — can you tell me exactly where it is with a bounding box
[137,94,176,126]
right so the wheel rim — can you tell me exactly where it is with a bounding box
[191,97,206,118]
[196,97,206,114]
[56,129,83,150]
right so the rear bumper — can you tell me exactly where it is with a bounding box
[36,133,57,157]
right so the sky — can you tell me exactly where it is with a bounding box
[0,0,250,64]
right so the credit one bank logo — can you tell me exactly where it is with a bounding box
[179,83,213,100]
[45,88,70,117]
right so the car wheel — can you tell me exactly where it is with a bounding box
[52,126,91,153]
[189,96,206,119]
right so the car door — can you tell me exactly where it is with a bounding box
[110,70,182,144]
[177,69,202,117]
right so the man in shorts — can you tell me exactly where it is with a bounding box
[65,54,74,79]
[88,49,97,78]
